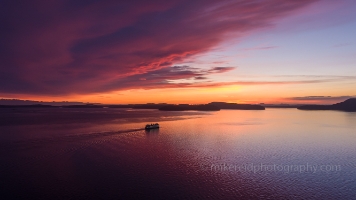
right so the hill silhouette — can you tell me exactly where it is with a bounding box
[0,101,266,111]
[0,99,87,106]
[208,102,265,110]
[159,104,220,111]
[298,98,356,112]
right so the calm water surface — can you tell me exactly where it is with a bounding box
[0,108,355,199]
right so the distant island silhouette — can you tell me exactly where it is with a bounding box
[157,102,266,111]
[0,100,265,111]
[3,98,355,112]
[208,102,265,110]
[260,103,303,108]
[0,98,90,106]
[159,104,220,111]
[298,98,356,112]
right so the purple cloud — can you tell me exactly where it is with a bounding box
[0,0,318,95]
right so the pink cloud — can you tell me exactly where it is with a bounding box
[0,0,319,95]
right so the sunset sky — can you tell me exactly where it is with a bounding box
[1,0,355,104]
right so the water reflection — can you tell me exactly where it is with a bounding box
[145,128,160,134]
[0,108,355,199]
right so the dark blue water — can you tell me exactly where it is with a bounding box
[0,108,355,199]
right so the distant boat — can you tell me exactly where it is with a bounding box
[145,123,159,129]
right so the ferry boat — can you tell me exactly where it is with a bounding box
[145,123,159,129]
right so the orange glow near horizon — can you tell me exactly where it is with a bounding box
[3,82,353,105]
